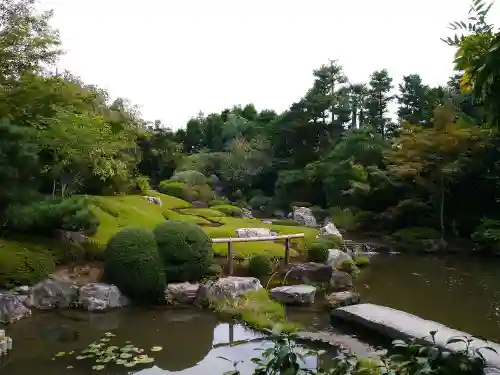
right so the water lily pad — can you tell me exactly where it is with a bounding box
[123,361,137,367]
[115,359,127,365]
[55,351,66,357]
[100,338,110,342]
[150,346,163,352]
[104,332,116,337]
[66,365,74,369]
[92,365,105,371]
[136,356,155,364]
[120,353,133,359]
[76,355,87,360]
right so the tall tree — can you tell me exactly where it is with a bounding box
[365,69,394,137]
[396,74,434,125]
[347,83,368,130]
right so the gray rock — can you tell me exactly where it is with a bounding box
[12,285,30,295]
[143,196,162,207]
[270,285,316,306]
[0,292,31,323]
[293,206,316,227]
[236,228,273,238]
[287,212,293,219]
[327,249,353,267]
[273,209,285,218]
[78,283,128,311]
[261,220,273,225]
[57,230,89,244]
[325,291,360,309]
[332,303,500,374]
[196,277,262,303]
[165,282,200,304]
[241,208,253,219]
[284,262,333,283]
[30,278,79,310]
[318,222,342,238]
[330,271,354,292]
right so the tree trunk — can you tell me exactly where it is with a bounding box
[440,174,445,238]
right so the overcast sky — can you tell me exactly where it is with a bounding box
[37,0,500,129]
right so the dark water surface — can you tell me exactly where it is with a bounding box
[1,307,341,375]
[354,253,500,342]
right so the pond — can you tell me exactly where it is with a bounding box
[0,307,367,375]
[354,253,500,342]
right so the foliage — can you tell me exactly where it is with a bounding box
[354,256,370,267]
[391,227,442,247]
[212,290,299,332]
[158,180,192,201]
[135,175,151,193]
[210,204,243,217]
[153,221,213,282]
[247,254,273,278]
[471,218,500,251]
[329,207,363,231]
[337,259,358,274]
[0,238,56,288]
[4,196,99,236]
[249,195,273,210]
[103,227,166,304]
[306,241,330,263]
[209,197,231,206]
[170,170,207,186]
[272,219,302,226]
[52,332,160,371]
[180,207,226,218]
[162,208,211,225]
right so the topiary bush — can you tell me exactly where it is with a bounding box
[209,197,230,207]
[306,241,330,263]
[249,195,273,210]
[153,221,213,282]
[135,175,151,193]
[158,180,190,200]
[316,234,343,249]
[247,254,273,278]
[192,184,214,203]
[171,170,207,186]
[104,227,165,304]
[211,204,243,217]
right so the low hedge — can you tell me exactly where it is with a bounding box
[210,204,242,217]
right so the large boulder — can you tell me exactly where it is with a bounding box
[325,291,360,309]
[196,276,262,303]
[318,222,342,238]
[143,196,162,207]
[270,285,316,306]
[236,228,274,238]
[293,206,317,227]
[30,278,79,310]
[165,282,200,304]
[78,283,128,311]
[330,271,354,292]
[327,249,353,267]
[284,262,333,283]
[241,208,253,219]
[0,292,31,323]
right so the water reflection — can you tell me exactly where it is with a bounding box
[1,307,328,375]
[355,254,500,341]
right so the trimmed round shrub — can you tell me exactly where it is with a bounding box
[249,195,273,209]
[158,180,190,200]
[153,221,213,282]
[317,234,343,249]
[104,228,165,304]
[306,241,330,263]
[247,254,273,278]
[171,170,207,186]
[192,184,214,203]
[211,204,243,217]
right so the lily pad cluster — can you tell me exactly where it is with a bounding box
[53,332,163,371]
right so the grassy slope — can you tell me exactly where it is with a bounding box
[89,193,316,258]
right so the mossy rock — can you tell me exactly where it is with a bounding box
[104,227,165,304]
[153,221,213,282]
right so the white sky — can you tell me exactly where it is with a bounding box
[38,0,500,129]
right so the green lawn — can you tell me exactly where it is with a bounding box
[89,193,192,244]
[179,208,226,218]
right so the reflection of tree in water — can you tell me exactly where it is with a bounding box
[153,311,217,372]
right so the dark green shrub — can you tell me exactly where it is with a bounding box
[153,221,213,282]
[317,234,343,249]
[310,206,330,222]
[337,259,357,273]
[158,180,189,200]
[472,218,500,251]
[272,219,301,226]
[391,227,441,246]
[306,241,330,263]
[4,197,99,237]
[205,263,223,277]
[211,204,242,217]
[249,195,273,209]
[192,184,214,203]
[104,228,165,304]
[247,254,273,278]
[0,240,56,289]
[171,170,207,186]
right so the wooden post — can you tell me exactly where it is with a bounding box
[229,322,234,343]
[284,237,290,266]
[227,239,233,275]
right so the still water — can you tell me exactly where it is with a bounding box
[1,307,341,375]
[355,253,500,342]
